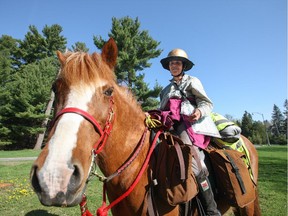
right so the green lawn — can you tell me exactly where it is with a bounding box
[257,145,287,216]
[0,149,41,158]
[0,145,287,215]
[0,153,104,216]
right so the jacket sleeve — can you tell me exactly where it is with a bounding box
[189,77,213,117]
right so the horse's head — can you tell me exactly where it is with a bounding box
[30,38,120,207]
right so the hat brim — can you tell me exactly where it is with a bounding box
[160,56,194,71]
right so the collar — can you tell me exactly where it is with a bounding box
[169,73,189,85]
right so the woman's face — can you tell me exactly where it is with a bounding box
[169,60,183,77]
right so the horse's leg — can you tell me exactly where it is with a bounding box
[252,189,261,216]
[236,196,261,216]
[239,203,255,216]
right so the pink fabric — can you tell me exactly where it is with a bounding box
[167,98,210,149]
[167,98,181,121]
[184,120,210,149]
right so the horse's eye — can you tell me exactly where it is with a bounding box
[104,87,114,96]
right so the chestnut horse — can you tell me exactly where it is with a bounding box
[30,38,261,216]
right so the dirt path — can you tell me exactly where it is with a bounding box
[0,157,36,162]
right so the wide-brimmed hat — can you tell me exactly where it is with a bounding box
[160,49,194,71]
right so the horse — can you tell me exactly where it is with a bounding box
[30,38,261,216]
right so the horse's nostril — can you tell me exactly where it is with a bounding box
[68,165,82,190]
[31,165,42,193]
[73,165,80,177]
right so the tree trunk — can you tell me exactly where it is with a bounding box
[33,91,55,150]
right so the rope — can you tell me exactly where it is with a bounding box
[79,194,93,216]
[145,113,162,129]
[96,130,162,216]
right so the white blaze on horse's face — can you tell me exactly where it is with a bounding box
[37,84,98,199]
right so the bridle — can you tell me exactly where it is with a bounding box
[51,96,161,216]
[52,97,115,155]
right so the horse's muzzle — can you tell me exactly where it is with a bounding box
[30,163,85,207]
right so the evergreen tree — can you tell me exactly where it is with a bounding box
[17,25,47,63]
[0,35,24,145]
[283,99,288,138]
[284,99,288,119]
[17,24,66,64]
[0,25,67,149]
[42,24,67,56]
[3,57,58,149]
[241,111,253,139]
[93,16,162,110]
[251,121,266,144]
[0,35,21,69]
[0,35,19,145]
[271,104,284,136]
[71,42,89,52]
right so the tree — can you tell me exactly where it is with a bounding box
[251,121,266,144]
[93,16,162,110]
[0,25,67,149]
[0,35,23,146]
[268,103,287,145]
[284,99,288,119]
[42,24,67,56]
[271,104,284,136]
[283,99,288,138]
[71,42,89,52]
[2,57,58,149]
[224,114,239,124]
[17,25,66,64]
[0,35,21,69]
[241,111,253,139]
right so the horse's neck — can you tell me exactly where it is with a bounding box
[98,107,148,175]
[97,110,150,214]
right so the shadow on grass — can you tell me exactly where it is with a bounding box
[26,210,58,216]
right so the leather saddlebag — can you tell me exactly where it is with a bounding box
[208,149,256,208]
[154,133,198,206]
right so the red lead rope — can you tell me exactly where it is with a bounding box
[80,130,162,216]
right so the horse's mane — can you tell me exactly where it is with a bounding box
[117,86,144,113]
[59,51,116,85]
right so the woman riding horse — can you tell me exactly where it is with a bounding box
[30,38,261,216]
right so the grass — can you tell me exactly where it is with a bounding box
[257,145,287,216]
[0,156,105,215]
[0,149,41,158]
[0,145,287,215]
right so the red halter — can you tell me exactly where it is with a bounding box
[52,97,115,155]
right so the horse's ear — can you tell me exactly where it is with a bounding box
[101,38,118,69]
[56,51,66,66]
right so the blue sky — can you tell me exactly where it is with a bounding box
[0,0,287,121]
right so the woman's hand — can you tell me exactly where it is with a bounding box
[187,108,202,122]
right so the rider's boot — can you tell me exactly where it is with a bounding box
[196,172,221,216]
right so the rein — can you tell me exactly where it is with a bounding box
[96,130,161,216]
[52,97,162,216]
